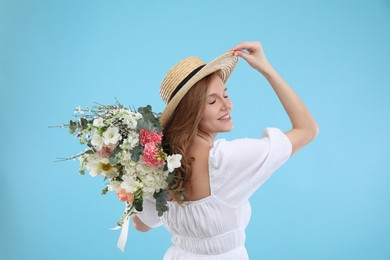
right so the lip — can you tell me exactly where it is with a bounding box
[218,114,231,121]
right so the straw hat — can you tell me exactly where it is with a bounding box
[159,51,239,128]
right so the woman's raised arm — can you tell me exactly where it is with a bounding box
[230,41,319,156]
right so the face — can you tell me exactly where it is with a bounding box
[198,73,233,137]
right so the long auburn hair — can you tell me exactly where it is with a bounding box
[162,72,218,203]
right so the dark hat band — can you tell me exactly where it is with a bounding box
[168,64,206,103]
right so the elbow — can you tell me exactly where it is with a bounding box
[310,124,320,141]
[314,124,320,138]
[134,224,151,232]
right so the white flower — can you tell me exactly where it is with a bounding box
[102,165,118,179]
[121,175,140,193]
[134,112,143,120]
[93,117,104,127]
[84,156,118,178]
[108,181,121,191]
[84,154,101,177]
[167,154,182,172]
[127,131,139,148]
[91,134,104,151]
[103,126,121,145]
[74,105,83,114]
[136,163,154,175]
[123,115,138,129]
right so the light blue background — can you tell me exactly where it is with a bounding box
[1,0,389,259]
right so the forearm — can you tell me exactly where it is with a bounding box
[132,214,151,232]
[260,64,319,137]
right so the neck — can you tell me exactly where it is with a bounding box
[196,130,215,147]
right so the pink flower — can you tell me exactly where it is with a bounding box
[142,142,164,167]
[116,188,134,204]
[96,143,117,158]
[139,129,163,146]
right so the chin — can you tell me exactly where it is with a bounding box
[219,123,234,133]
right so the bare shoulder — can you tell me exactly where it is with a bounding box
[284,127,319,156]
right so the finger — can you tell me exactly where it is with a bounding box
[234,50,251,60]
[229,41,257,51]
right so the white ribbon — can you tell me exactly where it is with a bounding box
[109,217,130,252]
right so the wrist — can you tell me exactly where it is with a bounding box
[257,62,275,77]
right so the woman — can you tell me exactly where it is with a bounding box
[132,41,319,259]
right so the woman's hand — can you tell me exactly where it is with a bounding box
[229,41,272,74]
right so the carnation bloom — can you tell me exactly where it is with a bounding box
[142,142,165,167]
[116,188,134,204]
[139,129,163,146]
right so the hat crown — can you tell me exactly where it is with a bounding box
[160,56,206,105]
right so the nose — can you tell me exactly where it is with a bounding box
[221,99,231,111]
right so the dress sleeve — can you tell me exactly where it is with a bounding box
[210,127,292,207]
[135,197,163,228]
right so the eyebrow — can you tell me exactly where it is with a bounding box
[208,88,227,97]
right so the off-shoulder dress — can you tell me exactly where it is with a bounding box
[138,127,293,259]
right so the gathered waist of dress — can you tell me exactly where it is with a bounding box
[171,228,246,255]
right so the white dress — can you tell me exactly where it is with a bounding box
[137,127,292,259]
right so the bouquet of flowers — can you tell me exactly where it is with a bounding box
[54,100,182,229]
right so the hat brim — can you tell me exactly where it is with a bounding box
[159,51,238,128]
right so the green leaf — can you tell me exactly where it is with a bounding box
[130,145,143,162]
[69,120,77,134]
[77,118,88,129]
[153,189,169,217]
[166,172,175,183]
[137,118,156,132]
[137,105,162,132]
[131,153,140,162]
[117,204,133,227]
[109,146,122,165]
[134,198,143,212]
[138,105,152,116]
[85,149,94,154]
[101,187,109,195]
